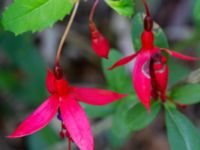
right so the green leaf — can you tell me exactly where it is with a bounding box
[193,0,200,27]
[165,107,200,150]
[104,0,134,17]
[112,95,138,137]
[102,49,132,93]
[125,101,161,131]
[108,95,138,147]
[171,84,200,105]
[107,129,130,148]
[82,103,115,118]
[0,32,46,106]
[131,13,169,51]
[27,126,59,150]
[168,58,190,87]
[0,70,19,92]
[2,0,76,35]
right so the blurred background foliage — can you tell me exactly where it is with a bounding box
[1,0,200,150]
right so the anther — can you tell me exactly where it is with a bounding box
[59,130,65,139]
[66,130,73,142]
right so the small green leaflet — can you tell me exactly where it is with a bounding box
[104,0,134,17]
[2,0,76,35]
[171,84,200,105]
[165,107,200,150]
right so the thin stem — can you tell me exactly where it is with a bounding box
[142,0,151,17]
[89,0,99,21]
[55,0,80,65]
[68,137,71,150]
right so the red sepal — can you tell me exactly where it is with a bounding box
[161,48,198,60]
[8,95,59,138]
[108,52,139,70]
[72,87,127,105]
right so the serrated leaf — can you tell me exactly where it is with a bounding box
[102,49,132,93]
[165,107,200,150]
[125,101,161,131]
[104,0,134,17]
[2,0,76,35]
[171,84,200,105]
[131,13,169,51]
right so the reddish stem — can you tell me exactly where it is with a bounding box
[68,137,72,150]
[142,0,151,17]
[89,0,99,21]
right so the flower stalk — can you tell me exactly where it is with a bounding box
[89,0,99,21]
[55,0,80,65]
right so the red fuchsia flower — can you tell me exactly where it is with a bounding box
[89,0,110,59]
[108,0,198,111]
[8,65,127,150]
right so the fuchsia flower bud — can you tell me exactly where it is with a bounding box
[108,1,198,111]
[89,21,110,59]
[89,0,110,59]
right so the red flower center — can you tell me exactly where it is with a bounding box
[56,79,70,96]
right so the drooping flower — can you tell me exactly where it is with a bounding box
[108,1,198,111]
[8,65,127,150]
[89,0,110,59]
